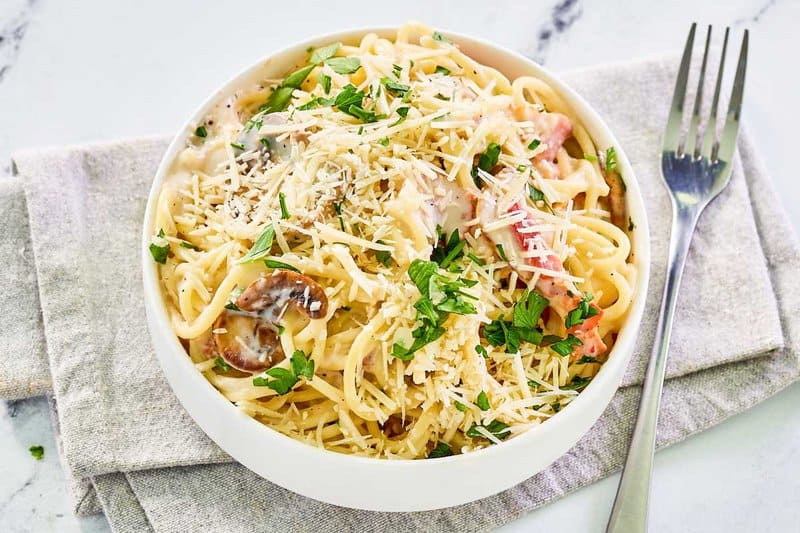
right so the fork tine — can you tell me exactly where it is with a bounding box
[715,29,748,163]
[662,23,696,153]
[683,25,712,156]
[700,27,730,159]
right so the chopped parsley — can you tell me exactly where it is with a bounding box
[195,125,207,138]
[495,243,508,262]
[432,31,453,44]
[333,199,345,231]
[482,290,548,353]
[391,105,411,126]
[476,391,490,411]
[431,227,465,269]
[320,73,331,94]
[528,138,541,151]
[391,259,478,360]
[224,287,244,311]
[283,64,316,88]
[325,57,361,75]
[605,146,618,173]
[230,142,246,151]
[434,65,451,76]
[564,294,599,329]
[471,142,502,188]
[454,401,467,412]
[466,420,510,441]
[263,259,299,272]
[528,185,545,202]
[546,334,583,357]
[239,224,275,264]
[149,228,170,264]
[180,241,199,250]
[467,252,485,266]
[377,137,390,146]
[332,85,385,122]
[584,154,598,163]
[375,241,393,267]
[577,355,599,364]
[562,375,592,391]
[279,192,290,220]
[428,442,453,458]
[297,96,334,111]
[392,63,403,77]
[380,77,410,98]
[29,445,44,460]
[256,64,316,116]
[309,42,341,64]
[475,344,488,358]
[252,349,314,394]
[214,356,231,372]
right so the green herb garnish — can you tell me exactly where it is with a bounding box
[475,344,488,358]
[454,401,467,412]
[264,259,299,272]
[432,32,453,44]
[528,185,545,203]
[253,349,314,394]
[375,240,393,267]
[149,228,170,264]
[476,391,490,411]
[428,442,453,458]
[378,137,390,146]
[309,42,341,64]
[325,57,361,75]
[238,224,275,264]
[562,375,592,391]
[278,191,290,220]
[29,445,44,460]
[434,65,451,76]
[195,125,207,138]
[495,243,508,262]
[380,77,410,98]
[214,356,231,372]
[466,420,510,441]
[605,146,618,173]
[471,142,502,188]
[546,334,583,357]
[564,294,599,329]
[180,241,199,250]
[320,73,331,94]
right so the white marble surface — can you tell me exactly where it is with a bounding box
[1,1,799,531]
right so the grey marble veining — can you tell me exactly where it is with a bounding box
[0,1,798,532]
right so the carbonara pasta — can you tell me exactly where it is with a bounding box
[150,23,637,459]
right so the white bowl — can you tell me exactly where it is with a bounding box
[142,26,650,512]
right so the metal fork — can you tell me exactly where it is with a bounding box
[606,23,748,532]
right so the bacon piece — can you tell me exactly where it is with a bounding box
[478,197,606,358]
[513,106,573,163]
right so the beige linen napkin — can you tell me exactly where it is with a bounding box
[1,55,798,531]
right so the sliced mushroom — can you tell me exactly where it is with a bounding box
[213,270,328,373]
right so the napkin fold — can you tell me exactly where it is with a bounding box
[1,54,798,532]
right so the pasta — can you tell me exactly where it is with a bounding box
[150,23,637,459]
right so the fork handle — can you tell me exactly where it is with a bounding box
[607,205,699,533]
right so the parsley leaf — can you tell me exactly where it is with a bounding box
[577,355,599,364]
[407,259,439,298]
[309,42,341,64]
[264,259,299,272]
[513,290,549,330]
[431,228,465,269]
[297,96,334,111]
[149,229,170,264]
[325,57,361,75]
[392,64,403,77]
[476,391,490,411]
[29,445,44,460]
[432,32,453,44]
[214,356,231,372]
[283,65,315,89]
[495,243,508,262]
[279,192,290,219]
[471,142,502,187]
[475,344,488,358]
[528,185,545,202]
[254,368,297,394]
[466,420,510,441]
[290,349,315,380]
[380,77,410,98]
[239,224,275,263]
[195,125,207,138]
[375,240,393,267]
[467,252,485,266]
[547,334,583,357]
[454,401,467,412]
[564,294,599,329]
[320,73,331,94]
[378,137,390,146]
[180,241,199,250]
[605,146,618,173]
[434,65,451,75]
[428,442,453,458]
[528,138,541,151]
[562,375,592,391]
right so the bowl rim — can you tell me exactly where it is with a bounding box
[141,24,651,507]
